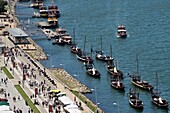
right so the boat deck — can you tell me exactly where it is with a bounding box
[37,22,52,28]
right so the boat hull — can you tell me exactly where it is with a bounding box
[111,82,125,91]
[76,54,93,63]
[106,67,123,78]
[131,80,154,91]
[86,70,100,78]
[129,99,143,109]
[117,34,127,38]
[152,100,168,108]
[96,55,113,62]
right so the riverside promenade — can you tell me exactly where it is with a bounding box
[0,30,95,113]
[0,0,103,113]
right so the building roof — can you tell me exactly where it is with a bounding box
[6,28,28,37]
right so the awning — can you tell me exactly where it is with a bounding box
[57,92,66,97]
[0,105,10,111]
[48,89,61,94]
[6,28,28,37]
[118,29,126,32]
[64,103,78,109]
[1,111,14,113]
[0,101,9,106]
[58,96,74,106]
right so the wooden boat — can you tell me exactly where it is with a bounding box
[30,0,43,8]
[52,38,65,46]
[151,72,168,108]
[106,60,123,78]
[70,28,82,54]
[48,1,60,18]
[95,37,113,62]
[131,75,154,91]
[56,28,68,36]
[62,35,72,45]
[130,55,154,91]
[48,11,59,28]
[151,90,169,108]
[39,5,48,17]
[84,62,100,78]
[70,44,82,54]
[95,50,114,61]
[117,25,127,38]
[56,28,72,44]
[76,54,93,63]
[76,36,93,63]
[129,88,143,109]
[110,75,124,91]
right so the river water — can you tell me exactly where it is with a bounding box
[16,0,170,113]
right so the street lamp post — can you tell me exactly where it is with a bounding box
[91,87,99,113]
[113,102,119,113]
[49,53,54,68]
[60,63,65,72]
[73,74,80,98]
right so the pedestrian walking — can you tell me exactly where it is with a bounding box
[13,105,16,111]
[8,93,10,97]
[4,92,7,98]
[18,95,20,100]
[28,108,30,113]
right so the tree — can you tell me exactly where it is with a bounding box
[0,0,8,13]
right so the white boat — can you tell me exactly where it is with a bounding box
[116,25,127,38]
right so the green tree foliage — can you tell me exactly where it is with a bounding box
[0,0,8,13]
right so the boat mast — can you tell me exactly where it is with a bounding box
[83,36,86,55]
[90,45,93,59]
[73,28,75,44]
[100,35,102,51]
[136,54,139,75]
[51,0,54,6]
[156,71,159,92]
[110,45,112,58]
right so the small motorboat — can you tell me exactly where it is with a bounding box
[129,88,143,109]
[117,25,127,38]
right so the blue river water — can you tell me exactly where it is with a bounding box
[16,0,170,113]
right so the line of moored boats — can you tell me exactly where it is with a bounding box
[28,0,168,111]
